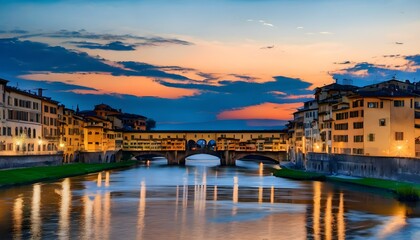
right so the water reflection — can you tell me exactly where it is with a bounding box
[338,193,345,240]
[137,180,146,239]
[0,160,419,239]
[13,195,23,240]
[58,178,71,240]
[313,181,321,240]
[31,184,41,240]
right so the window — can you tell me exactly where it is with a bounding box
[334,123,348,130]
[380,101,383,108]
[349,111,359,118]
[368,102,378,108]
[352,100,363,108]
[44,105,49,112]
[333,135,348,142]
[353,122,364,129]
[336,112,348,120]
[395,132,404,141]
[379,118,386,126]
[394,100,404,107]
[354,135,364,142]
[368,134,375,142]
[353,148,364,155]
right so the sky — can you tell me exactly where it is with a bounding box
[0,0,420,130]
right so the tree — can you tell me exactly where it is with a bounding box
[146,118,156,130]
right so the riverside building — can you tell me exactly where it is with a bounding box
[289,78,420,163]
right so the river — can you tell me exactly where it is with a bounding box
[0,157,419,239]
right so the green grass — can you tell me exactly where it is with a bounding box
[273,168,326,181]
[327,176,420,202]
[0,161,137,187]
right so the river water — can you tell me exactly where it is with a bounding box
[0,157,419,240]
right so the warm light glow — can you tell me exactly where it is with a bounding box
[137,180,146,238]
[313,181,321,240]
[233,176,238,203]
[259,162,264,177]
[38,139,43,145]
[13,196,23,239]
[31,184,42,239]
[59,178,71,239]
[97,172,102,187]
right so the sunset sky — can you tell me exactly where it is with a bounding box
[1,0,420,129]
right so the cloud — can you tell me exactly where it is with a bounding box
[405,54,420,66]
[260,45,274,50]
[0,37,315,129]
[331,56,420,86]
[247,19,275,27]
[296,26,304,30]
[334,60,352,65]
[0,38,193,80]
[217,102,303,120]
[395,42,403,45]
[66,41,136,51]
[18,29,194,46]
[0,38,118,74]
[383,54,401,58]
[319,31,333,35]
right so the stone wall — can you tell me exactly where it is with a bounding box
[79,150,121,163]
[306,152,420,183]
[0,154,62,169]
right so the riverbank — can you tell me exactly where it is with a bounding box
[0,161,138,188]
[273,167,420,201]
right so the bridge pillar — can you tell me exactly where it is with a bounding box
[220,150,236,166]
[167,151,186,165]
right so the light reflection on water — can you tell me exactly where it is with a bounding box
[0,158,419,239]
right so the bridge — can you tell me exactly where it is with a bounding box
[121,130,288,165]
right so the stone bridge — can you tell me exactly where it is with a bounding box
[129,148,287,165]
[122,130,288,166]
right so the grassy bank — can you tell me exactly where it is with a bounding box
[273,168,326,181]
[274,167,420,201]
[327,176,420,201]
[0,161,137,188]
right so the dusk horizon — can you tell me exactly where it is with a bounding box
[1,0,420,130]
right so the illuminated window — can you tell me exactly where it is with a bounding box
[395,132,404,141]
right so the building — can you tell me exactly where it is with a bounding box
[0,79,44,155]
[60,107,85,163]
[40,90,61,153]
[289,78,420,161]
[332,82,417,157]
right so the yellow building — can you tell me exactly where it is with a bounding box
[332,89,416,157]
[60,107,85,162]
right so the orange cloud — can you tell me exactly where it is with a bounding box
[19,73,198,99]
[217,102,303,120]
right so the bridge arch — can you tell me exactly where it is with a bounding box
[232,151,287,164]
[196,139,207,149]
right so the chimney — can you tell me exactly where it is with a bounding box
[37,88,43,97]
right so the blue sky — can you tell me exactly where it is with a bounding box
[0,0,419,129]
